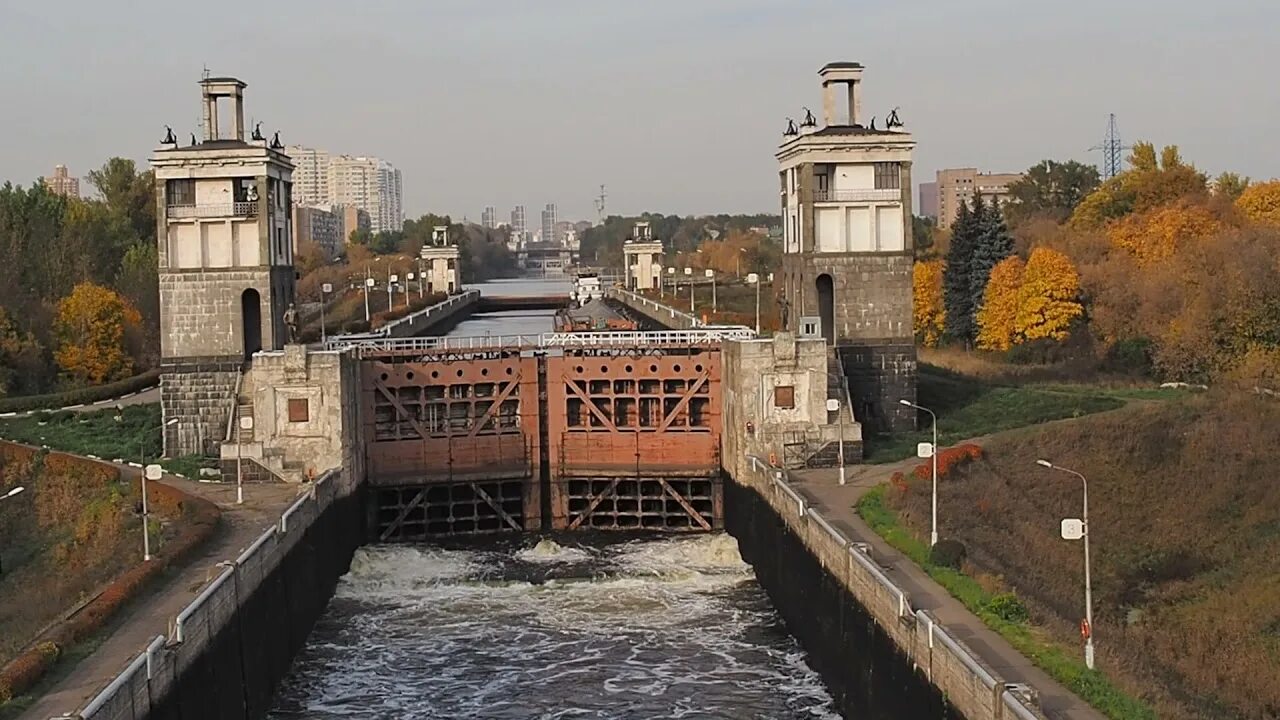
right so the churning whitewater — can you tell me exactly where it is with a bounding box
[268,534,839,719]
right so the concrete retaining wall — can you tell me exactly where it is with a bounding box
[605,287,701,329]
[728,461,1045,720]
[66,470,363,720]
[380,289,478,338]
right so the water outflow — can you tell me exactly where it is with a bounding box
[268,535,839,719]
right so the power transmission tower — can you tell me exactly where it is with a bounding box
[594,184,607,225]
[1088,113,1128,180]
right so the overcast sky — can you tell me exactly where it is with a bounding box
[1,0,1275,220]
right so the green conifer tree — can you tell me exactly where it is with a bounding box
[969,196,1015,325]
[943,199,977,345]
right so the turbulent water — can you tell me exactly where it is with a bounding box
[268,534,839,719]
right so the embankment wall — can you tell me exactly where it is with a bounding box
[67,470,362,720]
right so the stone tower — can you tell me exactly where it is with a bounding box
[777,62,916,432]
[151,77,296,456]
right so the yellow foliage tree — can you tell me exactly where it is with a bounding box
[912,260,945,347]
[53,282,141,385]
[1105,201,1221,265]
[1235,180,1280,227]
[975,256,1025,351]
[1015,247,1083,342]
[1070,143,1207,229]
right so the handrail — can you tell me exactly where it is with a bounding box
[78,635,164,716]
[377,289,479,336]
[172,565,233,643]
[606,286,703,327]
[326,327,755,355]
[807,509,849,548]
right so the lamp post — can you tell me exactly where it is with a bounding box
[319,283,332,344]
[1036,459,1095,670]
[900,399,939,546]
[684,267,694,313]
[746,273,761,334]
[121,411,178,562]
[705,268,717,313]
[737,247,747,278]
[387,270,396,311]
[363,267,373,322]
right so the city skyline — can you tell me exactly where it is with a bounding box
[1,1,1276,219]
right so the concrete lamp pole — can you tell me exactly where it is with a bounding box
[900,399,939,546]
[746,273,761,334]
[363,268,373,322]
[737,247,747,278]
[320,283,332,345]
[705,268,717,313]
[132,417,179,562]
[1036,459,1096,670]
[684,267,694,313]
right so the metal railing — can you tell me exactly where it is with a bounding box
[328,327,756,355]
[742,455,1046,720]
[813,188,901,203]
[166,201,258,219]
[606,286,703,328]
[69,471,340,720]
[377,289,478,336]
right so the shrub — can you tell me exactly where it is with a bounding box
[930,539,968,569]
[0,369,159,414]
[986,592,1030,624]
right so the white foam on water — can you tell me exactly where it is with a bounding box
[271,535,840,720]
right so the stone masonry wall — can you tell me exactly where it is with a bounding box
[161,357,243,457]
[160,269,275,359]
[781,252,916,433]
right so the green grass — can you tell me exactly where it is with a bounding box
[0,404,214,478]
[858,486,1157,720]
[864,371,1125,463]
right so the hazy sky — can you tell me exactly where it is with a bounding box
[1,0,1276,220]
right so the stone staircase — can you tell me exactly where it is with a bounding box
[778,350,863,469]
[218,378,302,484]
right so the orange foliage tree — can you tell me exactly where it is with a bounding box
[1234,180,1280,227]
[1070,142,1208,229]
[1015,247,1083,343]
[53,282,141,385]
[975,256,1025,351]
[912,260,945,347]
[1105,201,1222,265]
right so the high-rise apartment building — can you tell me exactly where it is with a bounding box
[338,205,371,244]
[283,146,403,233]
[285,145,330,205]
[934,168,1023,230]
[292,204,343,258]
[328,156,403,233]
[481,206,497,229]
[43,164,80,198]
[918,182,939,220]
[541,203,557,246]
[511,205,527,239]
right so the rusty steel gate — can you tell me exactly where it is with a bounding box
[362,343,723,540]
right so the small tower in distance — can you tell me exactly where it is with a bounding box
[420,226,460,295]
[623,222,664,291]
[777,62,916,432]
[151,76,297,456]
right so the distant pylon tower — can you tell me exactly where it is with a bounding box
[1091,113,1125,180]
[594,184,607,225]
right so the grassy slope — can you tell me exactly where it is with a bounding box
[0,405,209,477]
[864,369,1126,462]
[871,391,1280,719]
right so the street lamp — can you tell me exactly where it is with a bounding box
[1,487,22,501]
[1036,459,1095,670]
[899,399,939,546]
[320,282,332,344]
[363,268,375,322]
[704,268,717,313]
[746,273,761,333]
[737,247,747,278]
[684,267,694,313]
[121,412,179,563]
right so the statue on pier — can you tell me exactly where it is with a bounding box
[777,292,790,329]
[283,303,299,344]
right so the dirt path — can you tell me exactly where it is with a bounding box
[17,476,297,720]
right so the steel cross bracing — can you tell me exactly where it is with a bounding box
[327,327,756,356]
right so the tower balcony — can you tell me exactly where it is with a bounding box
[167,201,259,219]
[814,189,900,203]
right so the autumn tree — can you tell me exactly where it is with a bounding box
[53,282,141,385]
[1106,201,1222,265]
[975,256,1025,351]
[1235,180,1280,227]
[912,260,945,347]
[1015,248,1083,343]
[1071,142,1208,229]
[1213,172,1251,201]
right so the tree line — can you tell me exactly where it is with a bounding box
[0,160,157,396]
[914,149,1280,383]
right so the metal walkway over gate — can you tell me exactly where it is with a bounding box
[358,330,750,540]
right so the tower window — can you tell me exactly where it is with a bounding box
[167,179,195,206]
[874,162,901,190]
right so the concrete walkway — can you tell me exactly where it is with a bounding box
[18,476,298,720]
[789,460,1105,720]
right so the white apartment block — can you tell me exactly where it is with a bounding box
[283,146,404,234]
